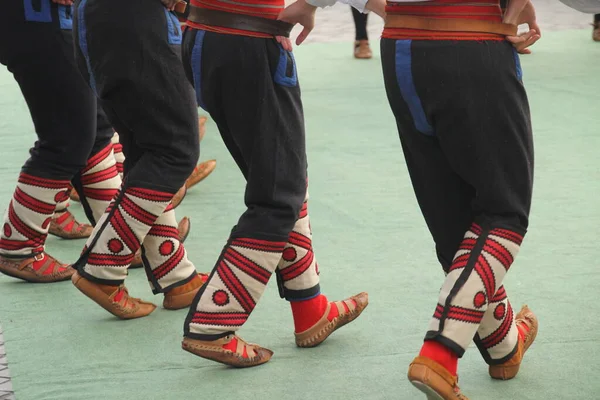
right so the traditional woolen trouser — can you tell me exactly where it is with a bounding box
[72,0,200,292]
[381,39,534,365]
[181,30,318,340]
[0,2,120,258]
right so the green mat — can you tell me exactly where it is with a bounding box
[0,29,599,400]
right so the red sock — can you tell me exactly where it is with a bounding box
[222,337,248,358]
[290,294,357,333]
[419,340,459,376]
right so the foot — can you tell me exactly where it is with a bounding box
[48,210,93,239]
[171,185,187,209]
[294,292,369,348]
[71,271,156,319]
[0,252,73,283]
[185,160,217,190]
[408,357,469,400]
[163,273,208,310]
[182,334,273,368]
[130,216,191,269]
[488,305,538,380]
[354,40,372,59]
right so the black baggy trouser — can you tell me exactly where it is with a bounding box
[0,1,113,184]
[73,0,199,194]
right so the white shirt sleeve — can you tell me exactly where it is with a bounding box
[305,0,370,13]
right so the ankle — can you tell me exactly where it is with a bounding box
[419,340,459,376]
[290,294,328,333]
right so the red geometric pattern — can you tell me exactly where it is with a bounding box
[3,224,11,238]
[14,187,55,215]
[17,173,69,189]
[191,311,249,327]
[490,228,524,245]
[223,247,271,285]
[120,195,158,225]
[480,301,515,349]
[473,291,487,308]
[126,187,173,203]
[490,285,507,303]
[212,290,230,306]
[474,253,496,297]
[482,238,514,271]
[216,259,257,313]
[433,304,484,324]
[108,238,124,254]
[82,143,114,174]
[7,203,46,245]
[109,208,141,252]
[298,201,308,219]
[287,231,311,250]
[280,248,314,281]
[54,190,70,203]
[152,244,185,280]
[282,247,297,261]
[87,252,134,267]
[159,240,175,256]
[494,303,506,320]
[230,238,286,253]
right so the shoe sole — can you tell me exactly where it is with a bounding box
[410,380,445,400]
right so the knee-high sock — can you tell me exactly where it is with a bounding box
[0,173,69,256]
[276,191,320,300]
[141,203,197,293]
[75,143,122,224]
[184,237,286,339]
[111,132,125,180]
[474,284,520,364]
[425,222,524,357]
[75,187,173,285]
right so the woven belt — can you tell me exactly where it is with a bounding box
[187,6,294,37]
[385,15,518,36]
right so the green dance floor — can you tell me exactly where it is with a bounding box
[0,29,599,400]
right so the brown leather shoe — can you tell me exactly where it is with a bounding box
[0,253,73,283]
[295,292,368,348]
[130,216,191,269]
[49,210,93,240]
[171,185,187,209]
[489,305,538,380]
[408,357,469,400]
[198,116,207,142]
[71,271,156,319]
[354,40,372,59]
[163,273,208,310]
[185,160,216,190]
[69,188,81,202]
[182,334,273,368]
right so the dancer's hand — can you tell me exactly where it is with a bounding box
[278,0,317,46]
[276,36,294,52]
[506,28,541,54]
[52,0,73,5]
[515,1,541,54]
